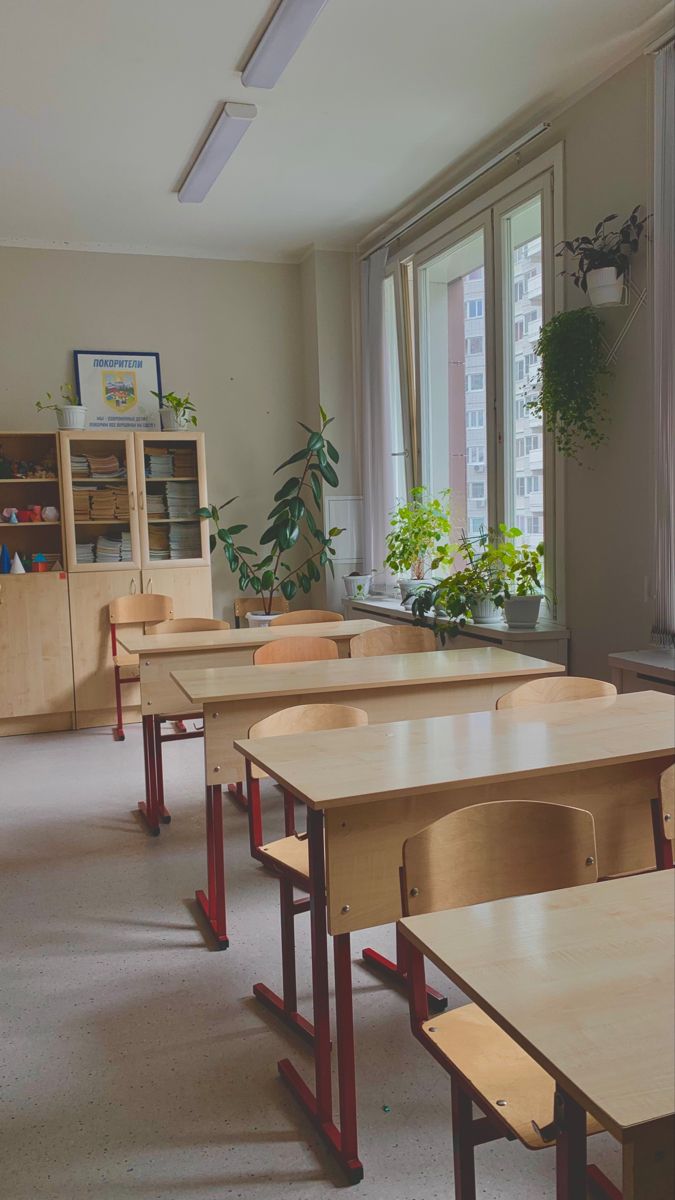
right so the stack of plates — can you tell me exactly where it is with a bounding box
[76,543,95,564]
[95,533,122,563]
[169,522,201,559]
[145,448,173,478]
[71,453,89,478]
[165,481,199,519]
[149,527,170,560]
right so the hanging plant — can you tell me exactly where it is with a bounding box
[526,308,611,460]
[555,206,651,295]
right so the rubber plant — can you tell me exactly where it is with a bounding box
[201,408,344,612]
[526,307,611,460]
[384,486,454,580]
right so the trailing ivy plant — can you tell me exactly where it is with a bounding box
[526,308,611,460]
[384,486,454,579]
[200,409,344,613]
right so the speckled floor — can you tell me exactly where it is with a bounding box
[1,725,622,1199]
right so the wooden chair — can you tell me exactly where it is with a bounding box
[496,675,616,709]
[269,609,344,626]
[109,593,173,741]
[253,635,338,665]
[655,763,675,870]
[401,801,602,1199]
[246,703,368,1042]
[148,617,230,634]
[350,624,436,657]
[233,596,289,628]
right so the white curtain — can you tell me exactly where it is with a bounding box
[652,42,675,646]
[360,247,396,575]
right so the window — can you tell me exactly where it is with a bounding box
[515,358,526,382]
[516,476,526,496]
[514,280,525,302]
[515,397,527,419]
[465,335,483,356]
[514,319,525,341]
[383,275,407,503]
[467,409,484,429]
[470,482,485,499]
[466,372,484,391]
[465,298,483,319]
[469,517,483,533]
[468,445,485,464]
[526,515,541,535]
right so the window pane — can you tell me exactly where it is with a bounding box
[419,229,487,534]
[502,196,543,550]
[383,275,407,503]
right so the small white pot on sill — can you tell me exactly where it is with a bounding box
[245,610,275,628]
[343,573,372,599]
[57,405,86,430]
[468,596,501,625]
[586,267,625,306]
[503,594,542,630]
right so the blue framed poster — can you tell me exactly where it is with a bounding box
[74,350,162,429]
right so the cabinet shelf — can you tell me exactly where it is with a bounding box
[144,475,199,482]
[72,476,128,483]
[74,519,130,526]
[1,520,61,528]
[0,477,59,484]
[146,517,199,524]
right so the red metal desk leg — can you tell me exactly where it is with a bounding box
[555,1087,587,1200]
[138,714,160,836]
[333,931,360,1173]
[195,784,229,948]
[154,716,171,824]
[361,924,447,1013]
[278,806,364,1184]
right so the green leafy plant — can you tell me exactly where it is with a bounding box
[411,525,544,641]
[35,383,79,414]
[556,206,651,292]
[201,409,344,613]
[384,487,453,579]
[526,308,611,459]
[151,390,197,426]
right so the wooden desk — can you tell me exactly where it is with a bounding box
[117,619,383,833]
[609,647,675,695]
[233,692,675,1182]
[399,872,675,1200]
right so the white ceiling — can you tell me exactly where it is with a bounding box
[0,0,669,262]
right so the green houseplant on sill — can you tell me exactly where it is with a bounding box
[497,528,546,629]
[35,383,86,430]
[201,408,344,626]
[384,486,454,603]
[151,390,197,430]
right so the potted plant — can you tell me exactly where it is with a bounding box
[201,408,344,626]
[151,390,197,430]
[497,527,545,629]
[35,384,86,429]
[411,527,506,638]
[556,207,650,306]
[343,570,373,599]
[384,487,454,602]
[527,308,610,460]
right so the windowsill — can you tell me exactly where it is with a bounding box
[344,594,570,641]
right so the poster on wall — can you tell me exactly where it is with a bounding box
[73,351,162,429]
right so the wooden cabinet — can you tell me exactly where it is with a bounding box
[0,430,214,735]
[0,573,75,734]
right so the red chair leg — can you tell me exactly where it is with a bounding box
[112,664,125,741]
[451,1075,477,1200]
[154,717,171,824]
[195,784,229,948]
[253,875,314,1044]
[361,925,447,1012]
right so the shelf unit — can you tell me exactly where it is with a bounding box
[0,429,213,735]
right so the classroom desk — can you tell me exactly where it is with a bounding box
[173,648,563,951]
[116,619,383,831]
[609,646,675,695]
[233,691,675,1183]
[399,872,675,1200]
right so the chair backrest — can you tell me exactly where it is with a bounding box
[496,676,617,709]
[659,763,675,844]
[248,703,368,779]
[109,593,173,626]
[253,636,339,666]
[270,609,344,626]
[233,596,289,627]
[350,625,436,658]
[402,800,598,917]
[148,617,230,635]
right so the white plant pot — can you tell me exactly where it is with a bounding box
[468,596,501,624]
[245,610,275,628]
[398,576,433,603]
[56,405,86,430]
[343,574,372,599]
[586,267,625,306]
[503,594,542,630]
[160,409,184,431]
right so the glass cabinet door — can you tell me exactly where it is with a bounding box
[134,432,209,569]
[60,432,141,571]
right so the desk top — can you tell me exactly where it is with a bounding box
[117,618,381,655]
[234,691,675,809]
[173,646,564,705]
[609,647,675,680]
[399,871,675,1139]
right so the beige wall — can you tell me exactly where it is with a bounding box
[0,247,306,618]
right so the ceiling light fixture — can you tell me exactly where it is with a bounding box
[178,102,257,203]
[242,0,330,89]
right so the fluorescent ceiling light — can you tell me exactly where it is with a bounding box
[178,102,257,203]
[242,0,330,89]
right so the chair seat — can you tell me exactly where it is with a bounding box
[260,834,309,883]
[113,649,139,671]
[422,1005,603,1150]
